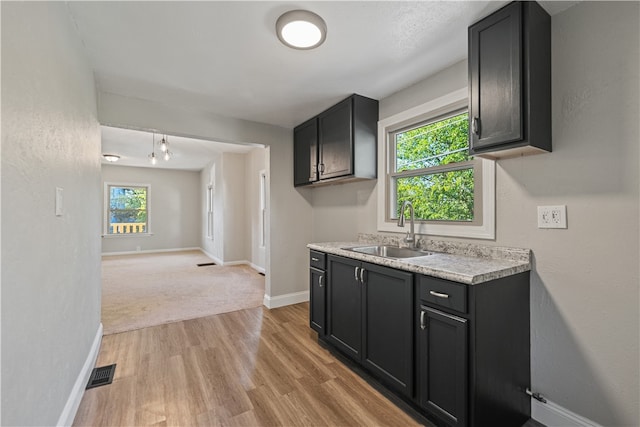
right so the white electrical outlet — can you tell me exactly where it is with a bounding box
[537,205,567,229]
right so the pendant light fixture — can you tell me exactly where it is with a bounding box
[149,132,157,165]
[160,134,172,161]
[159,135,168,153]
[276,10,327,50]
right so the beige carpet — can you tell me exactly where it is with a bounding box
[101,250,265,335]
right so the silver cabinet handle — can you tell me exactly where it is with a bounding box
[472,117,480,135]
[359,268,365,284]
[319,275,324,288]
[354,266,360,281]
[311,257,319,262]
[429,290,450,299]
[420,310,427,330]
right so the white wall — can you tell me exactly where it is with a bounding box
[99,93,312,304]
[246,148,267,270]
[101,165,201,254]
[311,2,640,425]
[1,2,102,425]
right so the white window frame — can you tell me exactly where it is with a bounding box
[377,88,495,240]
[103,182,152,237]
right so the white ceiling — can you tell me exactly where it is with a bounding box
[74,1,577,170]
[101,126,256,170]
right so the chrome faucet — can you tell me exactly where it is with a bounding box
[397,200,416,249]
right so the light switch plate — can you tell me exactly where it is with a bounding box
[55,187,64,216]
[537,205,567,229]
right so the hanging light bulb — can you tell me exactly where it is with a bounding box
[163,150,172,161]
[149,132,157,165]
[159,135,168,153]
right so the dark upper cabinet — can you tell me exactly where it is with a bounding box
[294,118,318,186]
[293,94,378,187]
[468,1,551,158]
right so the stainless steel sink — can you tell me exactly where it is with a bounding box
[344,245,433,259]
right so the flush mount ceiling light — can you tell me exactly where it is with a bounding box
[102,154,120,162]
[276,10,327,50]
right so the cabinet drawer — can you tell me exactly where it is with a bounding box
[309,250,326,270]
[419,276,467,314]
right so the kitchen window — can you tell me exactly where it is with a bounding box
[377,88,495,239]
[104,183,150,235]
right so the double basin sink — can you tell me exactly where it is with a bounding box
[344,245,434,259]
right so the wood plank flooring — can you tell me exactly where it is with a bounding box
[74,302,544,426]
[73,303,423,426]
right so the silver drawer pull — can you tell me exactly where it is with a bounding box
[354,266,360,281]
[420,310,427,330]
[429,290,450,299]
[311,257,319,262]
[319,275,324,288]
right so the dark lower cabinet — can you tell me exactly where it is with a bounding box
[309,250,327,335]
[309,267,325,334]
[418,306,468,427]
[418,274,530,427]
[311,250,530,427]
[327,256,362,359]
[362,263,414,397]
[325,255,414,397]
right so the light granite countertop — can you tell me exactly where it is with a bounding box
[307,234,531,285]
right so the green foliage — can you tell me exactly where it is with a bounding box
[109,187,147,224]
[395,113,474,221]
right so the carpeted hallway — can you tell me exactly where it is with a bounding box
[101,250,265,335]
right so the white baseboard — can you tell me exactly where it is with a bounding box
[199,248,223,265]
[198,249,265,274]
[533,398,603,427]
[248,262,266,274]
[263,290,309,309]
[57,323,103,427]
[102,247,201,256]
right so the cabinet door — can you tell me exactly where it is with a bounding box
[318,97,353,180]
[327,256,362,360]
[293,118,318,186]
[469,1,522,151]
[362,263,414,397]
[309,267,325,334]
[418,306,468,427]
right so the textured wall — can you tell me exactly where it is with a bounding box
[370,2,638,425]
[101,165,201,253]
[1,2,102,425]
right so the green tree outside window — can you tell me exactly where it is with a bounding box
[394,112,474,221]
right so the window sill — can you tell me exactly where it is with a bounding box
[102,233,154,238]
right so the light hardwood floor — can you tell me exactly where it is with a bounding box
[74,303,423,426]
[74,302,544,426]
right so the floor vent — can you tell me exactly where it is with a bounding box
[197,262,216,267]
[86,364,116,389]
